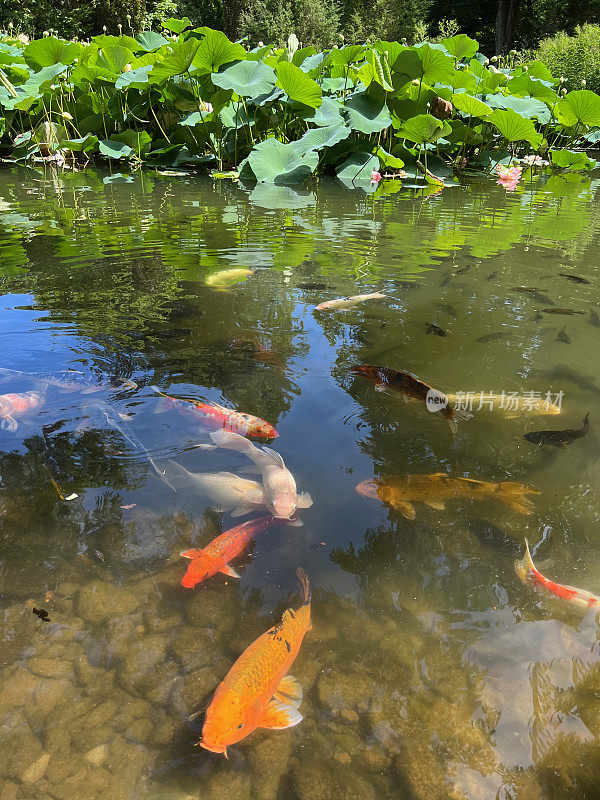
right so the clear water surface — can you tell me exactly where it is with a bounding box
[1,165,600,800]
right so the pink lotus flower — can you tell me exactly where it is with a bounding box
[495,163,522,191]
[371,170,382,184]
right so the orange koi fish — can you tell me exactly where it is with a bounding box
[0,391,45,432]
[180,515,277,588]
[516,539,600,615]
[199,568,312,757]
[151,386,278,439]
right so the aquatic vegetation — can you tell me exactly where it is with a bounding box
[0,25,598,186]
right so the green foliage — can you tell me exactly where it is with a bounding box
[535,24,600,93]
[0,21,596,188]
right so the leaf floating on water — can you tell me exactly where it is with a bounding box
[63,492,78,501]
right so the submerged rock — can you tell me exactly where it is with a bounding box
[76,581,140,627]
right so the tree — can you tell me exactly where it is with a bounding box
[495,0,520,53]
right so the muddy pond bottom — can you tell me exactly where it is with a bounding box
[1,166,600,800]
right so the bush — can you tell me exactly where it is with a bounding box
[535,24,600,93]
[239,0,339,49]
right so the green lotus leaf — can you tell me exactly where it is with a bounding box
[162,17,193,34]
[292,123,351,155]
[395,113,450,144]
[303,96,345,127]
[336,151,379,183]
[344,92,392,134]
[115,65,152,90]
[220,102,259,128]
[276,61,322,108]
[550,149,595,171]
[479,70,508,93]
[212,60,276,98]
[326,45,366,68]
[247,138,318,184]
[23,37,83,69]
[415,44,456,85]
[506,73,557,102]
[486,93,550,123]
[59,133,99,153]
[99,139,134,159]
[136,31,170,52]
[559,90,600,126]
[321,76,355,92]
[92,34,140,51]
[375,146,405,168]
[192,27,246,73]
[523,61,554,81]
[441,34,479,60]
[292,46,316,67]
[23,63,68,94]
[488,108,543,147]
[111,130,153,157]
[98,45,134,76]
[150,39,200,83]
[451,92,492,117]
[447,70,478,92]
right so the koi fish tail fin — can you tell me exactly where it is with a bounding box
[444,406,472,435]
[150,386,173,414]
[515,538,536,582]
[497,482,540,515]
[296,568,311,605]
[209,429,250,452]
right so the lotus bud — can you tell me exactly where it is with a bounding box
[118,23,122,32]
[560,75,565,83]
[123,63,132,72]
[412,78,419,85]
[61,111,73,120]
[103,25,107,32]
[258,41,264,46]
[73,57,79,63]
[522,65,528,72]
[561,87,567,96]
[126,13,132,20]
[43,30,49,36]
[491,56,498,63]
[484,59,489,66]
[8,21,12,28]
[401,37,407,45]
[338,33,344,42]
[582,79,587,86]
[509,49,516,56]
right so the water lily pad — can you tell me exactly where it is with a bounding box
[247,138,318,184]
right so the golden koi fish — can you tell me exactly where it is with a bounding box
[199,569,312,757]
[315,292,386,310]
[356,473,540,519]
[516,539,600,615]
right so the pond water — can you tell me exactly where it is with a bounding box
[1,166,600,800]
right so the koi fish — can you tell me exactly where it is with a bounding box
[315,292,386,311]
[444,393,561,417]
[524,412,590,447]
[209,429,312,521]
[0,391,45,431]
[180,515,277,588]
[425,322,446,337]
[557,326,571,344]
[559,273,591,285]
[199,568,311,757]
[205,268,253,288]
[539,308,585,315]
[476,332,504,343]
[0,368,136,394]
[166,462,266,517]
[356,473,540,519]
[151,386,278,439]
[352,365,471,434]
[516,539,600,614]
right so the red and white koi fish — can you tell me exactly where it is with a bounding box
[516,539,600,615]
[180,515,277,588]
[0,391,45,431]
[151,386,278,439]
[199,568,311,757]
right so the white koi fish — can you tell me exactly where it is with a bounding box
[166,461,267,517]
[315,292,386,311]
[209,429,312,523]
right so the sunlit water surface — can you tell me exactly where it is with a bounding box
[1,166,600,800]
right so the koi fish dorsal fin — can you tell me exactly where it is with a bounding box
[274,676,303,708]
[259,698,303,730]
